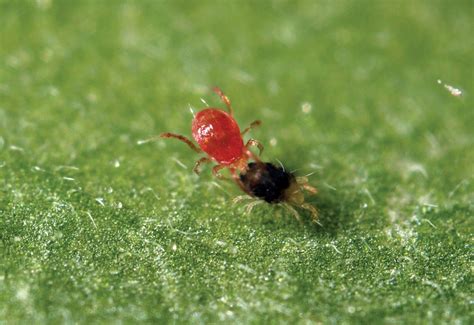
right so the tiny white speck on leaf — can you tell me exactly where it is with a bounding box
[86,211,97,228]
[328,243,342,254]
[323,182,337,191]
[137,137,158,145]
[55,165,80,171]
[188,104,196,117]
[301,102,312,114]
[95,198,105,206]
[363,188,376,204]
[200,98,209,107]
[215,240,227,247]
[437,79,463,97]
[172,158,188,169]
[9,145,24,152]
[270,138,277,146]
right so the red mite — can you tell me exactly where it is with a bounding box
[152,87,320,224]
[160,87,263,179]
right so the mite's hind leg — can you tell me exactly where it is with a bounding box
[160,133,202,153]
[282,203,303,224]
[245,139,264,156]
[193,157,212,175]
[212,164,232,180]
[296,176,318,195]
[233,195,254,205]
[241,120,262,136]
[301,203,321,226]
[212,87,233,115]
[230,169,252,195]
[245,200,264,214]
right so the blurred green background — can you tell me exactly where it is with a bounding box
[1,0,472,323]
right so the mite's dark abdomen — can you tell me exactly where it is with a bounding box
[240,162,293,203]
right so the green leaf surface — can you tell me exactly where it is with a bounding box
[1,0,472,323]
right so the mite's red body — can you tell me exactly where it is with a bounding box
[160,87,263,178]
[192,109,244,165]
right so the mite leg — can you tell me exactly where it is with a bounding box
[282,203,303,224]
[233,195,254,204]
[193,157,212,175]
[245,139,264,156]
[241,120,262,136]
[230,169,252,195]
[296,177,318,195]
[212,87,233,115]
[301,203,321,225]
[302,184,318,195]
[160,133,202,153]
[246,150,262,164]
[245,200,264,214]
[212,164,229,179]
